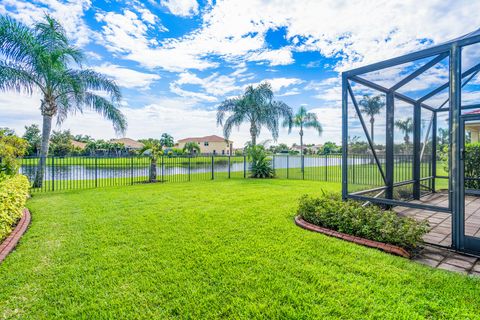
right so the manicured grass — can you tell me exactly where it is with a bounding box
[1,180,479,319]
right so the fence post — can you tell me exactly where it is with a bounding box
[352,155,356,184]
[161,156,165,182]
[287,155,289,179]
[95,157,98,188]
[228,156,231,179]
[130,157,134,185]
[188,156,191,181]
[272,154,275,173]
[51,156,55,192]
[211,155,214,180]
[325,153,328,181]
[302,155,305,180]
[243,155,246,178]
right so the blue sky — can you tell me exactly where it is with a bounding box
[1,0,480,147]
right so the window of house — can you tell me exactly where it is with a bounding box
[213,150,216,154]
[222,150,225,155]
[204,141,209,146]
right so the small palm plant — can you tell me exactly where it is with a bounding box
[358,95,385,144]
[183,141,200,155]
[0,15,127,187]
[217,82,292,146]
[139,140,163,182]
[247,145,274,178]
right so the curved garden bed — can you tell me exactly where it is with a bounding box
[0,208,31,263]
[295,215,410,258]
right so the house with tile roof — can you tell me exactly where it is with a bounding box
[465,110,480,143]
[176,135,233,155]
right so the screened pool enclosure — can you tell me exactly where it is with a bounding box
[342,29,480,255]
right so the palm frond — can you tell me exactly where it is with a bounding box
[84,93,127,135]
[69,69,121,101]
[0,15,39,66]
[0,61,39,94]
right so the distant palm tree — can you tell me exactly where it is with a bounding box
[286,106,322,157]
[216,82,293,146]
[160,133,174,148]
[358,95,385,144]
[0,15,127,187]
[395,117,414,145]
[139,140,163,182]
[183,141,200,155]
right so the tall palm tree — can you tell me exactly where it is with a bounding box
[183,141,200,155]
[0,15,127,187]
[395,117,413,145]
[216,82,293,146]
[139,140,163,182]
[358,94,385,145]
[286,106,322,157]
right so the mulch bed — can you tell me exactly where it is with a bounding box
[0,208,31,263]
[295,215,410,258]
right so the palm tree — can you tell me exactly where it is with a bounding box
[183,141,200,155]
[160,133,174,148]
[358,94,385,144]
[395,117,414,145]
[216,82,293,146]
[286,106,322,157]
[139,140,163,182]
[0,15,127,187]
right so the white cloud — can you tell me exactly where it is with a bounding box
[92,63,161,89]
[0,0,92,47]
[161,0,199,17]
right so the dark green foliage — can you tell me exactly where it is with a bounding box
[248,145,274,178]
[23,124,41,156]
[297,193,429,250]
[0,130,27,179]
[464,143,480,189]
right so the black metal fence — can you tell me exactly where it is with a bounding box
[17,153,435,193]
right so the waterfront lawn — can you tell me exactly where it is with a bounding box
[0,179,479,319]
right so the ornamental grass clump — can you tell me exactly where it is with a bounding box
[297,192,429,250]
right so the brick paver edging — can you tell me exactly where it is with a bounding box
[294,216,410,258]
[0,208,31,263]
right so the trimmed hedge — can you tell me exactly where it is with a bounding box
[297,193,429,250]
[0,175,30,242]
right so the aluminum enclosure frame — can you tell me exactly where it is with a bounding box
[341,29,480,252]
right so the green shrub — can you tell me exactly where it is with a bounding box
[0,175,30,242]
[465,143,480,190]
[297,192,429,250]
[0,130,27,180]
[248,145,274,178]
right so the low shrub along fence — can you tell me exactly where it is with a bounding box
[0,175,30,242]
[297,193,429,250]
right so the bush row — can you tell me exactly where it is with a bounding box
[297,192,429,250]
[0,175,30,242]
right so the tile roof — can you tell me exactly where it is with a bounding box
[177,135,232,143]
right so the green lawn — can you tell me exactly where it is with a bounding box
[1,179,479,319]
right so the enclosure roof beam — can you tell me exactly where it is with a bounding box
[344,33,480,78]
[347,82,387,185]
[418,62,480,103]
[389,52,448,92]
[438,103,480,112]
[350,75,434,110]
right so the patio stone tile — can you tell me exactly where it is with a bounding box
[442,258,474,269]
[469,271,480,277]
[437,263,468,274]
[414,257,440,268]
[450,253,478,264]
[472,262,480,273]
[422,252,446,261]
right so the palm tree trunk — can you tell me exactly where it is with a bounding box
[250,122,257,146]
[370,117,375,145]
[149,159,157,182]
[33,114,53,188]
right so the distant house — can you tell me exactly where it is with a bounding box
[71,140,87,150]
[177,135,233,155]
[110,138,144,151]
[465,110,480,143]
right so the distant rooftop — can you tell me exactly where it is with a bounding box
[177,135,232,143]
[110,138,144,149]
